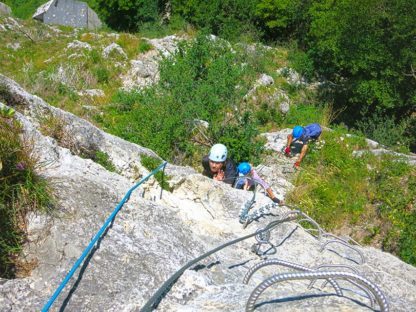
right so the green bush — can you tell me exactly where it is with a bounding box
[370,156,416,264]
[399,212,416,265]
[356,113,411,151]
[137,40,153,54]
[140,155,171,191]
[89,0,162,31]
[283,103,325,127]
[288,49,314,81]
[88,49,102,64]
[255,0,308,40]
[103,33,261,163]
[215,112,264,164]
[137,16,189,39]
[0,110,54,278]
[3,0,46,18]
[305,0,416,148]
[255,103,278,126]
[94,151,116,172]
[94,67,110,84]
[171,0,261,41]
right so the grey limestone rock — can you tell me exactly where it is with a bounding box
[102,42,127,59]
[257,74,274,86]
[0,73,159,180]
[77,89,105,97]
[276,67,308,86]
[0,2,11,16]
[0,76,415,312]
[33,0,102,30]
[66,40,92,51]
[121,35,184,90]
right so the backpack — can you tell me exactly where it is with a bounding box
[304,123,322,138]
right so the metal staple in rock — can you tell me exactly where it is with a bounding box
[320,239,365,265]
[243,259,343,297]
[309,264,375,308]
[140,211,299,312]
[283,208,366,265]
[245,271,389,312]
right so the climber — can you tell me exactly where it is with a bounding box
[235,162,283,205]
[284,123,322,168]
[202,143,237,185]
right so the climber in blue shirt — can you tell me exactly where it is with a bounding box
[284,123,322,168]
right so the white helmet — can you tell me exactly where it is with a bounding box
[209,144,227,162]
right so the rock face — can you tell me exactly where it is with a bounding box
[276,67,307,86]
[121,35,184,90]
[33,0,102,30]
[0,2,11,16]
[102,43,127,59]
[0,75,416,312]
[0,73,159,180]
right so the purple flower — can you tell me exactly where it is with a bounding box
[15,162,26,171]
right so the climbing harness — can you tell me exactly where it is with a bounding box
[41,161,167,312]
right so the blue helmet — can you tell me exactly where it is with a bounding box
[293,126,304,139]
[237,162,251,175]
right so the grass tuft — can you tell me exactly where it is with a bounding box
[0,108,54,278]
[287,127,416,265]
[140,155,171,192]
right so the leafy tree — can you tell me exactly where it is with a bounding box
[255,0,311,41]
[3,0,47,18]
[171,0,261,41]
[89,0,167,31]
[306,0,416,128]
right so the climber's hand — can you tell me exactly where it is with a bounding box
[214,169,225,181]
[272,197,283,205]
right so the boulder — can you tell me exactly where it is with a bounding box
[0,2,11,16]
[33,0,102,30]
[102,43,127,59]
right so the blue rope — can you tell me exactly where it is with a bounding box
[41,161,167,312]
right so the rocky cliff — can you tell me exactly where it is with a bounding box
[0,75,416,312]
